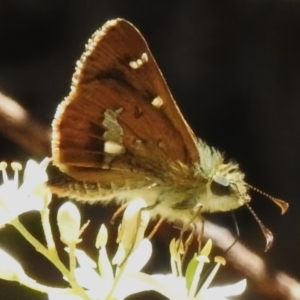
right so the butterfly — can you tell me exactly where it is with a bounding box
[48,19,288,249]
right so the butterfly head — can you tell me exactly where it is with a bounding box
[196,139,250,212]
[210,162,250,209]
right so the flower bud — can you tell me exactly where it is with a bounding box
[57,202,81,245]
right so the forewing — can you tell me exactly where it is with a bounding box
[52,19,199,182]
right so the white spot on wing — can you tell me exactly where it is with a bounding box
[129,61,139,69]
[104,141,125,155]
[135,139,143,144]
[141,52,148,63]
[129,52,148,69]
[151,96,163,109]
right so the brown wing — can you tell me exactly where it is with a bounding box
[52,19,199,182]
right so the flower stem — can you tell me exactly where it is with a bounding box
[11,218,91,300]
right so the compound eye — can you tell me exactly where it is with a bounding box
[211,180,232,196]
[213,175,229,186]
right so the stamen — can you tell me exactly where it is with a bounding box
[246,204,273,251]
[11,162,22,171]
[0,162,8,183]
[214,256,226,265]
[246,183,289,214]
[197,256,226,296]
[11,162,22,189]
[189,253,209,298]
[0,162,7,170]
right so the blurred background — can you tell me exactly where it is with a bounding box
[0,0,299,299]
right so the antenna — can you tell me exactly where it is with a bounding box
[246,183,289,214]
[246,203,273,251]
[223,212,240,254]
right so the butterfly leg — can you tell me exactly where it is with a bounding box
[110,202,129,224]
[181,223,196,261]
[180,203,203,234]
[147,217,165,239]
[178,203,204,255]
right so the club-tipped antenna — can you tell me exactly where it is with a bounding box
[246,183,289,214]
[246,203,273,251]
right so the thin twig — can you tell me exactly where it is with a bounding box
[201,221,300,300]
[0,92,51,156]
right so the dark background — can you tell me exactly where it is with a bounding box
[0,0,299,299]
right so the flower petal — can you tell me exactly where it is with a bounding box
[74,249,97,269]
[113,198,149,266]
[0,207,13,227]
[200,279,247,299]
[19,159,49,195]
[48,290,83,300]
[150,274,187,299]
[73,267,104,291]
[0,249,25,281]
[23,159,49,184]
[114,273,185,300]
[125,238,152,272]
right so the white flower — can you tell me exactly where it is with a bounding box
[0,158,51,226]
[149,274,246,300]
[48,236,154,300]
[48,199,153,300]
[47,200,247,300]
[71,239,153,300]
[107,239,247,300]
[147,239,247,300]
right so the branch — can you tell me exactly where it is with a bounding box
[0,92,51,156]
[202,221,300,300]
